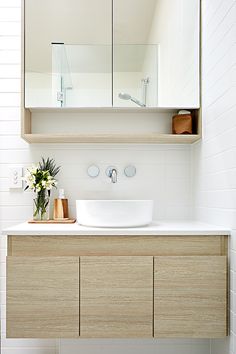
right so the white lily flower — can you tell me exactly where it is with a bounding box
[30,164,38,174]
[23,159,59,197]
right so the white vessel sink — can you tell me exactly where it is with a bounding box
[76,200,153,228]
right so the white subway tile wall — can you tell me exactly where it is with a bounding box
[192,0,236,353]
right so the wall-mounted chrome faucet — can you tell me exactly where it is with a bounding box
[87,165,136,183]
[106,166,118,184]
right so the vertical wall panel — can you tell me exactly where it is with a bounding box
[192,0,236,353]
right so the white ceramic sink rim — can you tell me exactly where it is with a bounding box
[76,199,154,228]
[78,199,152,202]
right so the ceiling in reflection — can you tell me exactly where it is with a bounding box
[25,0,157,72]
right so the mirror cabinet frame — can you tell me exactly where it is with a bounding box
[21,0,202,144]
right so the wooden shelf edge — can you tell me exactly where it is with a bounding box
[28,107,200,114]
[22,133,201,144]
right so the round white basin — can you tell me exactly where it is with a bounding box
[76,200,153,228]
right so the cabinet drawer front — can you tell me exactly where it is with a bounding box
[8,235,225,256]
[7,257,79,338]
[80,256,153,338]
[154,256,227,338]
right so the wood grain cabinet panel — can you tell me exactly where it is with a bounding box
[8,235,224,257]
[7,257,79,338]
[154,256,227,338]
[80,256,153,338]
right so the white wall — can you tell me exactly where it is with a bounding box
[192,0,236,353]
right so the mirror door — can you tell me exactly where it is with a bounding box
[113,0,200,108]
[25,0,112,107]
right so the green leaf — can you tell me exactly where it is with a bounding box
[39,157,61,177]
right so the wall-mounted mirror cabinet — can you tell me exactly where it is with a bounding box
[22,0,201,143]
[25,0,200,109]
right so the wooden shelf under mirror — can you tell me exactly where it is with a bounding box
[21,107,201,144]
[22,133,201,144]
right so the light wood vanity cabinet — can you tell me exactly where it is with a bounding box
[6,235,228,339]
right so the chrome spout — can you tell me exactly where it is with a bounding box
[106,167,118,183]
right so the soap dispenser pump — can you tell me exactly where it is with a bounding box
[53,188,69,220]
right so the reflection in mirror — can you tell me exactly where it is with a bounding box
[25,0,112,107]
[24,0,199,109]
[52,44,73,107]
[113,44,158,107]
[114,0,200,108]
[50,44,111,107]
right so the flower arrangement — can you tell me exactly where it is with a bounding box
[23,158,60,220]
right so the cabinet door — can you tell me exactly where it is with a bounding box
[80,256,153,338]
[7,257,79,338]
[154,256,227,338]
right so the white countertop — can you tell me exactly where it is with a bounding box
[2,221,230,236]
